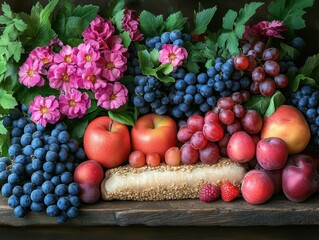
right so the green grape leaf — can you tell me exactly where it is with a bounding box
[299,53,319,77]
[71,119,88,140]
[138,49,154,70]
[0,121,7,135]
[65,16,86,39]
[149,48,159,66]
[119,31,131,48]
[165,11,188,31]
[108,110,135,126]
[156,63,173,75]
[264,91,286,117]
[104,0,125,18]
[157,75,175,83]
[235,2,264,26]
[72,4,99,26]
[139,10,164,38]
[222,10,238,30]
[268,0,315,30]
[191,7,217,35]
[112,9,124,32]
[280,42,299,60]
[39,0,58,27]
[0,89,18,109]
[289,74,316,92]
[0,131,10,156]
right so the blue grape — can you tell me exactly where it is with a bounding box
[172,39,184,47]
[24,123,36,134]
[20,133,32,146]
[185,85,197,95]
[68,183,80,196]
[144,92,156,103]
[214,81,226,92]
[25,163,34,176]
[155,42,163,50]
[46,151,58,163]
[31,137,43,149]
[183,94,193,105]
[57,212,68,224]
[36,124,46,132]
[51,129,61,138]
[58,131,70,144]
[12,185,23,197]
[12,163,24,176]
[199,102,210,112]
[60,172,73,185]
[49,143,60,152]
[154,105,168,115]
[55,162,66,175]
[67,139,78,153]
[64,162,75,172]
[161,32,170,44]
[0,170,10,182]
[176,68,186,79]
[44,193,58,206]
[8,195,20,208]
[31,172,44,186]
[55,122,67,131]
[0,162,6,172]
[30,188,45,203]
[67,206,79,218]
[8,173,20,185]
[9,109,22,120]
[43,162,55,173]
[178,103,191,112]
[206,96,217,106]
[51,176,61,186]
[32,158,43,171]
[0,157,11,165]
[2,116,12,127]
[200,85,213,97]
[57,197,71,211]
[55,184,68,196]
[1,183,14,197]
[46,205,60,217]
[171,106,183,118]
[23,182,35,195]
[175,80,187,91]
[170,30,182,42]
[22,145,34,156]
[133,95,145,107]
[69,196,80,207]
[8,144,22,157]
[11,127,23,137]
[13,206,26,218]
[47,137,58,145]
[184,73,196,85]
[291,37,305,50]
[34,148,46,160]
[20,195,32,208]
[31,202,45,212]
[43,172,52,181]
[42,181,55,194]
[15,155,26,165]
[207,67,217,77]
[58,148,69,162]
[150,99,161,109]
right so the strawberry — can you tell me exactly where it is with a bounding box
[220,181,240,202]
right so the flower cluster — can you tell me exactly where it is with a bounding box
[18,14,138,126]
[243,20,288,43]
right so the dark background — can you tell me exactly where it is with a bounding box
[1,0,319,239]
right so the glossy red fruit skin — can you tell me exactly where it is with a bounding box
[83,116,131,169]
[203,122,224,142]
[234,54,250,70]
[187,115,205,132]
[177,125,195,143]
[241,110,263,135]
[282,154,319,202]
[199,142,220,164]
[180,143,199,164]
[241,169,275,205]
[227,131,256,163]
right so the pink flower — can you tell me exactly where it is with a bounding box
[59,89,91,119]
[54,45,77,64]
[78,66,107,91]
[243,20,288,42]
[158,44,188,70]
[29,46,54,67]
[18,58,45,88]
[94,82,128,110]
[99,35,128,57]
[82,15,115,42]
[76,43,100,68]
[48,63,80,92]
[122,9,144,42]
[29,95,60,126]
[98,51,127,81]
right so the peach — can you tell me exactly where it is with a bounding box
[227,131,256,163]
[261,105,311,154]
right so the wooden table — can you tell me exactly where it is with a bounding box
[1,193,319,239]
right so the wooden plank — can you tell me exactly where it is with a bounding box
[1,193,319,227]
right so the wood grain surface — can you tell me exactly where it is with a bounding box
[1,193,319,227]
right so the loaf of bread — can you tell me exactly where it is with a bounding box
[101,158,246,201]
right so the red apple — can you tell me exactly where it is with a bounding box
[83,116,131,169]
[131,113,178,160]
[227,131,256,163]
[74,160,104,204]
[256,137,288,170]
[241,169,275,204]
[282,154,319,202]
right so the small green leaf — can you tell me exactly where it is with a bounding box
[191,7,217,35]
[142,68,157,76]
[186,61,200,74]
[299,53,319,77]
[137,49,153,70]
[39,0,58,27]
[13,18,27,32]
[264,91,286,117]
[156,63,173,75]
[0,89,18,109]
[165,11,188,31]
[112,9,124,32]
[0,121,7,135]
[104,0,125,18]
[222,10,237,30]
[108,110,135,126]
[280,42,299,60]
[235,2,264,26]
[289,74,316,92]
[65,16,86,39]
[205,59,214,68]
[234,24,245,38]
[150,48,159,66]
[119,31,131,48]
[139,10,164,38]
[157,75,175,83]
[71,119,88,140]
[72,4,99,26]
[2,2,12,18]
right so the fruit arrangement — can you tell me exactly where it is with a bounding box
[0,0,319,224]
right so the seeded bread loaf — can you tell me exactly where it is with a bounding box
[101,158,246,201]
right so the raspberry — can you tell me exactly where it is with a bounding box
[199,183,220,203]
[220,181,240,202]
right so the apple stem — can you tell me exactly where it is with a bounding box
[109,120,113,132]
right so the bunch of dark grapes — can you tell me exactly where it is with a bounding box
[240,41,289,97]
[145,30,191,50]
[289,85,319,150]
[0,107,86,224]
[132,75,173,115]
[278,55,299,74]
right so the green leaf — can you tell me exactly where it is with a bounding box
[57,0,74,16]
[71,119,88,140]
[268,0,315,30]
[39,0,58,27]
[222,10,237,30]
[112,9,124,32]
[191,7,217,35]
[0,121,7,135]
[289,74,316,92]
[186,61,200,74]
[264,91,286,117]
[139,11,164,38]
[280,42,299,60]
[165,11,188,31]
[104,0,125,18]
[300,53,319,77]
[72,4,99,26]
[245,91,285,116]
[234,24,245,38]
[65,16,86,39]
[157,75,175,83]
[13,18,27,32]
[119,31,131,48]
[108,110,135,126]
[0,132,10,156]
[1,2,12,18]
[137,49,153,70]
[156,63,173,75]
[149,48,159,66]
[0,90,18,110]
[142,68,157,76]
[218,32,240,55]
[235,2,264,26]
